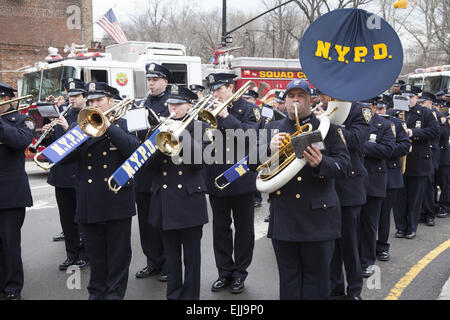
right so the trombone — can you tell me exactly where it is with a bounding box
[155,94,215,157]
[197,81,253,129]
[77,98,135,137]
[0,95,34,116]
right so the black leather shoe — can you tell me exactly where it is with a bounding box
[211,277,231,292]
[135,266,160,279]
[426,217,435,226]
[377,251,390,261]
[73,259,88,270]
[158,271,168,282]
[405,232,416,239]
[53,232,65,242]
[230,278,245,294]
[437,211,448,218]
[5,293,21,300]
[59,259,74,271]
[361,267,374,278]
[395,230,406,238]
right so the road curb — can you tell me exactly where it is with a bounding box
[438,276,450,300]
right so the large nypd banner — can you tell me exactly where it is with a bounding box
[41,125,89,164]
[109,128,160,188]
[299,8,403,101]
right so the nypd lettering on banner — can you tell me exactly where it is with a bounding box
[299,8,403,101]
[41,125,89,164]
[109,129,160,187]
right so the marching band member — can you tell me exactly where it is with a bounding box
[205,73,259,294]
[329,100,371,300]
[0,82,35,300]
[41,78,88,271]
[359,97,395,277]
[264,79,351,300]
[375,96,411,262]
[147,85,208,300]
[390,85,440,239]
[189,84,205,100]
[60,82,139,300]
[134,63,171,281]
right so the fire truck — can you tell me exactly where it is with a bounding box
[407,65,450,94]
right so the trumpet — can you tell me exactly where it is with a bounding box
[78,98,134,138]
[0,95,34,116]
[197,81,253,129]
[155,94,215,157]
[29,104,72,153]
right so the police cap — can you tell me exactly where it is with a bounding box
[205,73,237,91]
[167,85,198,104]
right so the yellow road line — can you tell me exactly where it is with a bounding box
[385,238,450,300]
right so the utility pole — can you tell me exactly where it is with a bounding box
[222,0,227,47]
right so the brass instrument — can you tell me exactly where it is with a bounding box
[257,102,313,180]
[197,81,253,129]
[155,94,215,157]
[0,95,34,116]
[78,98,134,138]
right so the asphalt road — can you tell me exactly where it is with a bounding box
[20,161,450,300]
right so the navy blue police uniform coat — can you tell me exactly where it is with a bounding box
[265,114,351,242]
[330,102,370,298]
[264,113,351,300]
[437,115,450,212]
[133,87,170,272]
[0,107,34,296]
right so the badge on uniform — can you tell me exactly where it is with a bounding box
[441,116,447,125]
[337,128,346,145]
[24,117,35,130]
[362,108,372,124]
[89,82,96,92]
[415,121,421,128]
[69,82,75,90]
[253,107,261,122]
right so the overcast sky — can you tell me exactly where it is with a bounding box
[92,0,263,40]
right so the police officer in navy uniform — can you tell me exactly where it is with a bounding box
[41,79,88,271]
[391,85,440,239]
[205,73,259,294]
[189,84,205,100]
[61,82,139,300]
[329,101,371,300]
[418,92,442,226]
[274,90,287,114]
[148,85,208,300]
[0,82,35,300]
[375,96,411,261]
[264,80,351,299]
[134,63,171,281]
[359,98,395,277]
[389,80,405,100]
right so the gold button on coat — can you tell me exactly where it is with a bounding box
[88,153,92,157]
[297,177,302,182]
[103,165,108,169]
[88,179,92,183]
[296,194,301,199]
[163,172,167,176]
[276,190,281,195]
[163,184,167,189]
[88,166,92,170]
[103,152,107,156]
[178,184,182,189]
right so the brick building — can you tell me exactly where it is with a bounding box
[0,0,93,89]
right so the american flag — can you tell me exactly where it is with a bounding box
[96,8,128,44]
